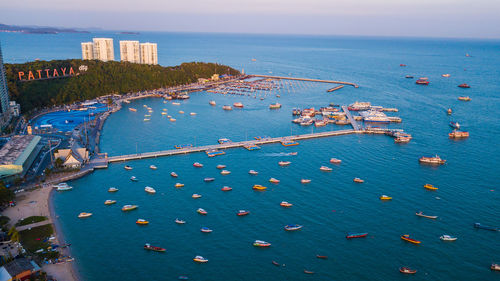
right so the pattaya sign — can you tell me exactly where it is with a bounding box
[17,66,84,81]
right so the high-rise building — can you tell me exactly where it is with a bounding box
[140,43,158,65]
[120,40,140,63]
[92,38,114,62]
[81,42,94,60]
[0,42,11,125]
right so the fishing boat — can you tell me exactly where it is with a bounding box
[144,186,156,194]
[281,140,299,146]
[193,256,208,263]
[415,78,429,85]
[193,162,203,168]
[216,164,226,169]
[253,184,267,190]
[280,201,293,207]
[124,165,133,170]
[221,186,232,191]
[104,200,116,205]
[474,223,498,231]
[144,243,165,252]
[129,107,137,112]
[108,187,118,192]
[316,255,328,259]
[458,83,470,88]
[175,183,184,188]
[449,130,469,138]
[399,267,417,274]
[405,75,414,79]
[440,235,457,241]
[304,270,315,274]
[320,166,332,171]
[419,155,446,165]
[222,105,233,110]
[278,161,291,166]
[78,212,92,218]
[329,158,342,164]
[122,205,138,212]
[284,224,303,231]
[447,108,452,115]
[253,240,271,247]
[458,96,471,101]
[401,234,421,244]
[249,170,259,175]
[218,138,231,144]
[346,233,368,239]
[197,208,207,215]
[424,184,438,190]
[149,165,157,170]
[204,178,215,182]
[491,264,500,271]
[220,170,231,175]
[209,100,216,106]
[449,121,460,129]
[301,179,311,184]
[269,103,282,109]
[170,172,178,178]
[192,194,202,199]
[380,195,392,200]
[233,102,244,108]
[175,218,186,224]
[353,178,364,183]
[130,176,138,182]
[442,74,451,77]
[55,183,73,191]
[237,210,250,216]
[136,219,149,225]
[269,178,280,184]
[416,211,438,219]
[200,227,212,233]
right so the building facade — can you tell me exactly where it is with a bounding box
[92,38,114,62]
[0,42,10,127]
[140,42,158,65]
[81,42,94,60]
[120,40,140,63]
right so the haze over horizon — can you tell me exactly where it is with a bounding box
[1,0,500,39]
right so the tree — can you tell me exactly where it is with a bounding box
[0,184,15,206]
[54,158,64,168]
[8,227,19,243]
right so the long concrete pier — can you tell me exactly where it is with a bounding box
[249,74,359,88]
[342,106,363,131]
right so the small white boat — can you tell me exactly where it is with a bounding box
[130,176,138,181]
[145,186,156,194]
[278,161,291,166]
[192,194,202,199]
[175,218,186,224]
[249,170,259,175]
[108,187,118,192]
[149,165,157,170]
[193,255,208,263]
[190,112,197,116]
[221,170,231,175]
[104,200,116,205]
[172,102,181,105]
[54,183,73,191]
[440,235,457,241]
[124,165,133,170]
[320,166,333,171]
[78,212,92,218]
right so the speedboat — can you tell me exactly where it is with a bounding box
[447,108,452,115]
[222,105,232,111]
[121,205,138,212]
[442,74,451,77]
[108,187,118,192]
[237,210,250,216]
[458,83,470,88]
[253,240,271,247]
[401,234,421,244]
[491,264,500,271]
[193,256,208,263]
[284,224,303,231]
[149,165,157,170]
[104,200,116,205]
[269,103,282,109]
[269,178,280,184]
[209,100,216,106]
[55,183,73,191]
[419,155,446,165]
[216,164,226,169]
[192,194,202,199]
[136,219,149,225]
[170,172,178,178]
[144,243,165,252]
[440,235,457,241]
[474,223,498,231]
[249,170,259,175]
[175,218,186,224]
[353,178,364,183]
[449,121,460,129]
[329,158,342,164]
[124,165,133,170]
[233,102,244,108]
[253,184,267,190]
[220,170,231,175]
[320,166,332,171]
[204,178,215,182]
[278,161,291,166]
[424,184,438,190]
[221,186,232,191]
[380,195,392,200]
[197,208,207,215]
[193,162,203,168]
[458,96,471,101]
[175,183,184,188]
[200,227,212,233]
[301,179,311,184]
[280,201,293,207]
[130,176,138,182]
[399,267,417,274]
[415,211,438,219]
[346,233,368,239]
[144,186,156,194]
[78,212,92,218]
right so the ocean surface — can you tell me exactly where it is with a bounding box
[2,32,500,280]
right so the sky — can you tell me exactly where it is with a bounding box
[1,0,499,38]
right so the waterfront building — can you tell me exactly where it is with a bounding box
[0,258,41,281]
[140,42,158,65]
[0,42,10,129]
[92,38,114,62]
[54,148,89,168]
[120,40,140,63]
[81,42,94,60]
[0,135,42,183]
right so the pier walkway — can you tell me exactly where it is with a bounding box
[249,74,359,88]
[342,106,363,131]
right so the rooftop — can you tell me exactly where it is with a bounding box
[0,135,41,166]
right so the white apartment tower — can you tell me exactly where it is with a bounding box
[140,43,158,65]
[92,38,114,62]
[81,42,94,60]
[119,40,140,63]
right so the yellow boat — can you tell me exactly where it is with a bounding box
[136,219,149,225]
[253,184,267,190]
[380,195,392,200]
[175,183,185,188]
[424,184,438,190]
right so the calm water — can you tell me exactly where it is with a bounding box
[2,32,500,280]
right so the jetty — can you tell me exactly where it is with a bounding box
[327,85,345,92]
[249,74,359,88]
[342,106,363,131]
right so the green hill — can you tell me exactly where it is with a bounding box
[4,60,240,113]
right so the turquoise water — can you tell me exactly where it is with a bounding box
[2,32,500,280]
[33,104,108,132]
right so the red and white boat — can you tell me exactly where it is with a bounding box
[233,102,244,108]
[193,162,203,168]
[329,158,342,164]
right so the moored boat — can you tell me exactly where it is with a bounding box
[193,162,203,168]
[284,224,303,231]
[220,170,231,175]
[419,155,446,165]
[170,172,178,177]
[144,243,165,252]
[121,205,138,212]
[253,240,271,247]
[405,75,414,79]
[200,227,212,233]
[320,166,332,172]
[280,201,293,207]
[222,105,233,110]
[104,200,116,205]
[216,164,226,169]
[253,184,267,190]
[491,264,500,271]
[269,178,280,184]
[329,158,342,164]
[440,235,457,241]
[149,165,157,170]
[233,102,244,108]
[447,108,452,115]
[353,178,364,183]
[108,187,118,192]
[124,165,133,170]
[399,267,417,274]
[458,83,470,88]
[401,234,421,244]
[192,194,202,199]
[204,177,215,182]
[175,218,186,224]
[415,211,438,219]
[346,232,368,239]
[380,195,392,200]
[130,176,138,181]
[78,212,92,218]
[55,183,73,191]
[221,186,232,191]
[136,219,149,225]
[278,161,291,166]
[248,170,259,175]
[449,121,460,129]
[144,186,156,194]
[193,256,208,263]
[269,103,282,109]
[175,183,184,188]
[281,140,299,146]
[301,179,311,184]
[442,74,451,77]
[237,210,250,216]
[458,96,471,101]
[424,184,438,190]
[416,78,429,85]
[197,208,207,215]
[449,130,469,138]
[209,100,216,106]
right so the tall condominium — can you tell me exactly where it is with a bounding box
[120,40,140,63]
[140,43,158,65]
[0,42,10,122]
[92,38,114,62]
[81,42,94,60]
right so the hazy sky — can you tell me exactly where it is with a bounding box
[1,0,499,38]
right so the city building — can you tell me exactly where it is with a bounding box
[120,40,140,63]
[9,101,20,117]
[0,258,41,281]
[81,42,94,60]
[0,135,42,183]
[140,42,158,65]
[92,38,114,62]
[0,42,10,129]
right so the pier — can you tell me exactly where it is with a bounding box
[249,74,359,88]
[342,106,363,131]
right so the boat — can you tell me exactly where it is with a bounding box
[222,105,233,110]
[124,165,133,170]
[108,187,118,192]
[280,201,293,207]
[314,119,327,127]
[209,100,216,106]
[149,165,157,170]
[458,83,470,88]
[292,108,302,115]
[458,96,471,101]
[78,212,92,218]
[449,121,460,129]
[353,178,364,183]
[169,118,176,122]
[442,74,451,77]
[193,162,203,168]
[192,194,202,199]
[269,103,282,109]
[172,102,181,105]
[175,183,184,188]
[399,267,417,274]
[269,178,280,184]
[248,170,259,175]
[416,211,438,219]
[301,179,311,184]
[200,227,213,233]
[104,200,116,205]
[136,219,149,225]
[348,101,371,111]
[284,224,303,231]
[218,138,231,144]
[170,172,178,178]
[244,144,261,150]
[395,136,411,143]
[491,264,500,271]
[281,140,299,146]
[416,78,429,85]
[405,75,414,79]
[419,155,446,165]
[329,158,342,164]
[206,149,225,157]
[190,112,196,116]
[121,205,138,212]
[233,102,244,108]
[304,270,315,274]
[253,240,271,247]
[174,144,193,149]
[400,64,406,67]
[237,210,250,216]
[130,176,138,182]
[216,164,226,169]
[193,256,208,263]
[449,130,469,139]
[440,235,457,241]
[380,195,392,200]
[346,233,368,239]
[144,243,165,252]
[129,107,137,112]
[424,184,438,190]
[316,255,328,259]
[221,186,232,191]
[320,166,332,171]
[401,234,421,244]
[204,177,215,182]
[474,223,498,231]
[143,118,150,122]
[221,170,231,175]
[179,111,184,114]
[55,183,73,191]
[197,208,207,215]
[447,108,452,115]
[144,186,156,194]
[272,261,280,266]
[278,161,291,166]
[175,218,186,224]
[253,184,267,190]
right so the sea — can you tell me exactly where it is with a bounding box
[1,31,500,281]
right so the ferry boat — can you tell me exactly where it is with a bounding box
[346,233,368,239]
[136,219,149,225]
[353,178,364,183]
[130,176,138,182]
[474,223,498,231]
[233,102,244,108]
[447,108,452,115]
[249,170,259,175]
[399,267,417,274]
[216,164,226,169]
[301,179,311,184]
[281,140,299,146]
[144,243,165,252]
[360,110,390,123]
[424,184,438,190]
[380,195,392,200]
[329,158,342,164]
[415,211,438,219]
[197,208,207,215]
[449,130,469,139]
[253,240,271,247]
[405,75,414,79]
[269,178,280,184]
[124,165,133,170]
[78,212,92,218]
[222,105,233,110]
[149,165,157,170]
[269,103,282,109]
[200,227,212,233]
[175,183,184,188]
[54,183,73,191]
[449,121,460,129]
[206,149,225,157]
[440,235,457,241]
[284,224,303,231]
[108,187,118,192]
[170,172,178,178]
[237,210,250,216]
[192,194,202,199]
[401,234,421,244]
[458,96,471,101]
[221,186,232,191]
[193,256,208,263]
[442,74,451,77]
[144,186,156,194]
[252,184,267,190]
[175,218,186,224]
[280,201,293,207]
[415,78,429,85]
[209,100,216,106]
[218,138,231,144]
[348,101,371,111]
[220,170,231,175]
[204,177,215,182]
[491,264,500,271]
[320,166,332,172]
[458,83,470,88]
[122,205,138,212]
[174,144,193,149]
[104,200,116,205]
[193,162,203,168]
[419,155,446,165]
[128,108,137,112]
[278,161,291,166]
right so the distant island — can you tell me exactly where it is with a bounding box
[0,23,89,34]
[119,31,140,35]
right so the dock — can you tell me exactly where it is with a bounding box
[327,85,345,92]
[249,75,359,88]
[342,106,363,131]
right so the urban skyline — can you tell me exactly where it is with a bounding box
[82,38,158,65]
